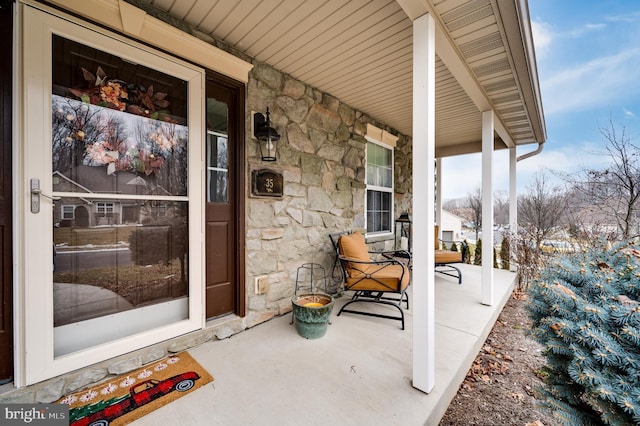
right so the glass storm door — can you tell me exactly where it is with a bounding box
[21,6,203,384]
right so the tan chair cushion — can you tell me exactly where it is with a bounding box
[345,263,410,292]
[435,250,462,264]
[338,232,409,291]
[338,232,370,262]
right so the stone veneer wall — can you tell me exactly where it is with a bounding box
[0,0,412,403]
[244,63,413,326]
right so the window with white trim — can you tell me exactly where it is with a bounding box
[150,200,168,217]
[61,205,75,219]
[96,202,114,216]
[366,139,393,234]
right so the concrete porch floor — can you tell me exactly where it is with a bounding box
[132,264,517,426]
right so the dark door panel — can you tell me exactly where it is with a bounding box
[206,222,229,277]
[205,75,245,319]
[205,283,234,317]
[205,220,232,306]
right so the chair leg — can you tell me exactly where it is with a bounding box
[435,264,462,284]
[337,297,405,330]
[350,290,408,309]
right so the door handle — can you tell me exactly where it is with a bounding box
[30,178,60,214]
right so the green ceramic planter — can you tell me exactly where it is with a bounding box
[291,293,334,339]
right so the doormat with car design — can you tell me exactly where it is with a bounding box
[57,352,213,426]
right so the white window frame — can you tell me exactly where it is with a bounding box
[206,130,230,203]
[96,202,114,216]
[365,136,394,237]
[150,201,168,217]
[18,4,205,386]
[61,205,75,219]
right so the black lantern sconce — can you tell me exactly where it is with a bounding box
[395,212,412,256]
[253,107,280,161]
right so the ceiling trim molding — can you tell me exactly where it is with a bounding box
[38,0,253,83]
[366,123,399,147]
[436,138,511,158]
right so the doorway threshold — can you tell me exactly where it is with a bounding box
[205,313,245,340]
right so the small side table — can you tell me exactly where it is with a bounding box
[290,263,330,325]
[294,263,328,294]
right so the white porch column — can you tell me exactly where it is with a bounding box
[509,147,517,271]
[481,110,494,306]
[412,12,436,394]
[436,158,442,229]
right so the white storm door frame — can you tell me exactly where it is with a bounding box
[18,4,204,386]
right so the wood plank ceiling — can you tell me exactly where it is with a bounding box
[143,0,545,157]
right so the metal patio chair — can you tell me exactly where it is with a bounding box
[435,225,464,284]
[330,231,410,330]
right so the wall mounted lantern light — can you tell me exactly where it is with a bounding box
[253,107,280,161]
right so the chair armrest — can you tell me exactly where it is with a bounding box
[369,249,412,259]
[338,255,404,267]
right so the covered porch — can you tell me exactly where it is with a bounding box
[131,264,517,425]
[4,0,546,393]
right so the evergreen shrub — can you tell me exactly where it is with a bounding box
[463,239,471,264]
[501,234,511,270]
[528,241,640,425]
[474,239,482,265]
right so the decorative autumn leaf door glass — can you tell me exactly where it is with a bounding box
[50,35,191,356]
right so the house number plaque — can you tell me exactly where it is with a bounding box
[252,169,283,197]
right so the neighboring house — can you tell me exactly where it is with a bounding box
[439,210,464,244]
[0,0,545,399]
[53,167,177,227]
[53,167,141,227]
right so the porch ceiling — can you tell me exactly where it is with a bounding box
[144,0,545,157]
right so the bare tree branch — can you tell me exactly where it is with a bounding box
[466,187,482,240]
[562,120,640,240]
[517,171,566,249]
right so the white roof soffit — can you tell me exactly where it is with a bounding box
[51,0,546,157]
[398,0,546,157]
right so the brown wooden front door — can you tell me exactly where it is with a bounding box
[205,74,245,319]
[0,0,13,382]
